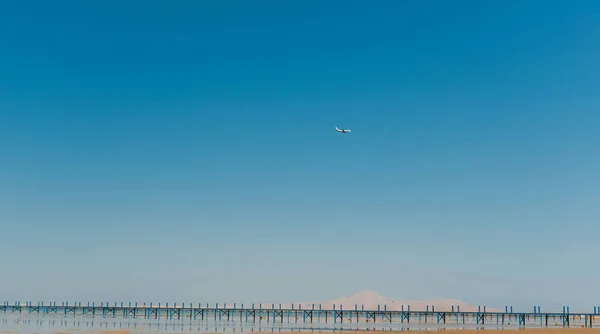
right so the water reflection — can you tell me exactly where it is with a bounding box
[0,313,573,334]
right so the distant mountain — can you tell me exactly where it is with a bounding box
[320,290,499,312]
[263,290,499,312]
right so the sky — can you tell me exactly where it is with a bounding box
[1,1,599,313]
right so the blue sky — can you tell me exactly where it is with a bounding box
[1,1,599,312]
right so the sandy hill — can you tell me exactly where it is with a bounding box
[262,291,500,312]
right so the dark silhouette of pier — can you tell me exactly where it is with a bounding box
[2,302,599,328]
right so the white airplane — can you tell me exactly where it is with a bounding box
[335,127,351,133]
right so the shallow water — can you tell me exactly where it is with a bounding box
[0,312,581,334]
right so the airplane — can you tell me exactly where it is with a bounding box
[335,127,351,133]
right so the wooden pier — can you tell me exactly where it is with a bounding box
[1,302,599,328]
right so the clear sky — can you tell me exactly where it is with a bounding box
[1,1,599,312]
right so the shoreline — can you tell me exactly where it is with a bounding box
[1,329,597,334]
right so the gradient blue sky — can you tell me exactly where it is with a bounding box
[1,1,599,312]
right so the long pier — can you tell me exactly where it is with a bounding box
[2,302,600,328]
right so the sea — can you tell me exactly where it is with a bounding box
[0,311,584,333]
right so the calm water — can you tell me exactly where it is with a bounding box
[0,312,577,333]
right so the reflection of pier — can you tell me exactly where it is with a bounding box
[1,302,599,328]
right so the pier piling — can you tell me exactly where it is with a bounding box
[0,301,596,329]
